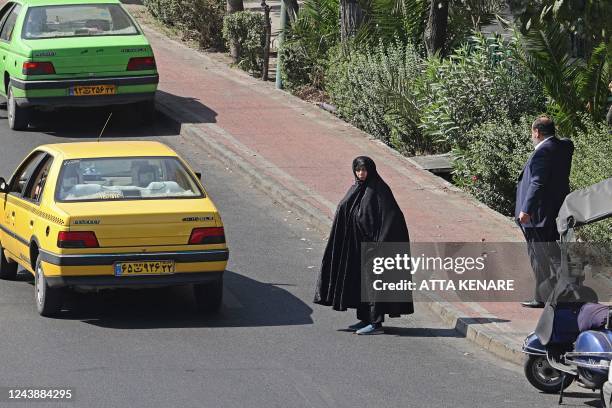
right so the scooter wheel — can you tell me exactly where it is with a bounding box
[524,355,574,393]
[577,367,607,390]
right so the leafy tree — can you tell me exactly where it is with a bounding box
[357,0,504,54]
[508,0,610,52]
[510,0,611,134]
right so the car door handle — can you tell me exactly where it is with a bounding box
[29,220,34,227]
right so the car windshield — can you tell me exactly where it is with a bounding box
[23,4,138,39]
[56,157,203,202]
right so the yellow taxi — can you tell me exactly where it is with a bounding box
[0,141,228,316]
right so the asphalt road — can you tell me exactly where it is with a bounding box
[0,106,602,408]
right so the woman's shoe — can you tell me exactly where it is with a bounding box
[348,321,369,331]
[356,324,384,335]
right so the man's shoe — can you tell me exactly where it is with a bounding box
[356,324,384,335]
[348,321,369,331]
[521,300,545,308]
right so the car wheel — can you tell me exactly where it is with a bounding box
[7,87,29,131]
[137,99,156,124]
[0,243,17,280]
[524,355,573,393]
[34,257,62,317]
[193,276,223,313]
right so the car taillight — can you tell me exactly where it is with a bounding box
[188,227,225,245]
[127,56,156,71]
[22,61,55,75]
[57,231,99,248]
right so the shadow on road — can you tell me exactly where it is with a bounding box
[548,391,602,407]
[457,317,511,325]
[34,106,182,138]
[352,316,511,338]
[48,271,312,329]
[155,90,218,124]
[0,104,181,138]
[0,89,218,137]
[381,326,466,338]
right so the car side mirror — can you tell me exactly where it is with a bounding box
[0,177,7,193]
[195,172,202,181]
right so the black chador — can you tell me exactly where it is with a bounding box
[314,156,414,319]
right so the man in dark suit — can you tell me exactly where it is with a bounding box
[516,116,574,308]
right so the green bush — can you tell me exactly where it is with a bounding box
[279,0,340,90]
[143,0,188,26]
[142,0,160,20]
[143,0,225,50]
[326,41,429,154]
[222,12,267,75]
[569,117,612,242]
[180,0,225,50]
[279,39,327,91]
[278,40,315,91]
[452,116,533,216]
[419,34,546,151]
[323,35,545,155]
[143,0,183,25]
[326,44,392,144]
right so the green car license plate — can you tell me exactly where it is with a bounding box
[70,85,116,96]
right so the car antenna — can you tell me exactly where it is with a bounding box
[98,112,113,142]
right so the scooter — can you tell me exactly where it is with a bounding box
[522,329,612,403]
[521,178,612,405]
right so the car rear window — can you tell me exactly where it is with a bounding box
[23,4,139,39]
[56,157,204,202]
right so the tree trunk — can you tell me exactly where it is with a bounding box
[227,0,244,63]
[262,2,272,80]
[284,0,299,22]
[340,0,364,43]
[424,0,449,57]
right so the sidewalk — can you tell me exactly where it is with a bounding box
[136,11,540,364]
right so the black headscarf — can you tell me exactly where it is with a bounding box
[314,157,413,315]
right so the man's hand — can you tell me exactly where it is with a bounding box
[519,211,531,224]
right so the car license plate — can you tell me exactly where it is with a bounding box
[70,85,116,96]
[114,260,175,276]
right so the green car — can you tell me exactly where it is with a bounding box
[0,0,158,130]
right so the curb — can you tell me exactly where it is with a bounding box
[423,300,524,365]
[156,101,525,365]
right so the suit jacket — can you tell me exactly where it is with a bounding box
[515,137,574,228]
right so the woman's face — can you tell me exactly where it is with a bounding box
[355,167,367,181]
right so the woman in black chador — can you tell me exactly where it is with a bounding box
[314,156,413,335]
